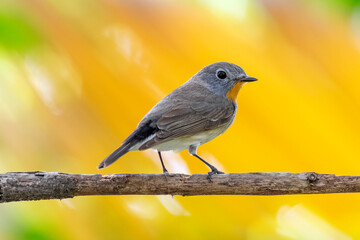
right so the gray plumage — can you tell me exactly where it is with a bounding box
[98,62,257,172]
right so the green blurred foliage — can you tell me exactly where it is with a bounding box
[0,10,42,51]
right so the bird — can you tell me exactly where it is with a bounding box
[97,62,257,178]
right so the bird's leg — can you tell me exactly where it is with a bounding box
[189,145,224,180]
[158,151,169,179]
[192,153,224,180]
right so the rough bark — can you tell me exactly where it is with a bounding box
[1,171,360,203]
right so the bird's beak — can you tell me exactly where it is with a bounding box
[240,76,258,82]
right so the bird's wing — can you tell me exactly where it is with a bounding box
[138,100,235,150]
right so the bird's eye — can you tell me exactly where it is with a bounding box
[217,70,227,79]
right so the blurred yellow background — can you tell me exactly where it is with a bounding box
[1,0,360,239]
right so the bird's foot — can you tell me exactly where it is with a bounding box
[207,168,224,182]
[163,170,169,181]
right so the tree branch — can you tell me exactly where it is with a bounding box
[1,171,360,203]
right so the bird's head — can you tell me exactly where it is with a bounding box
[194,62,257,101]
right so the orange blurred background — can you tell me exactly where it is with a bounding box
[1,0,360,239]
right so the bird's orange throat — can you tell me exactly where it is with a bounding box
[226,82,245,101]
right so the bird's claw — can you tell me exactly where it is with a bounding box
[207,168,224,182]
[163,170,169,181]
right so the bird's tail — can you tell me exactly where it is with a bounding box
[98,119,157,169]
[97,142,132,169]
